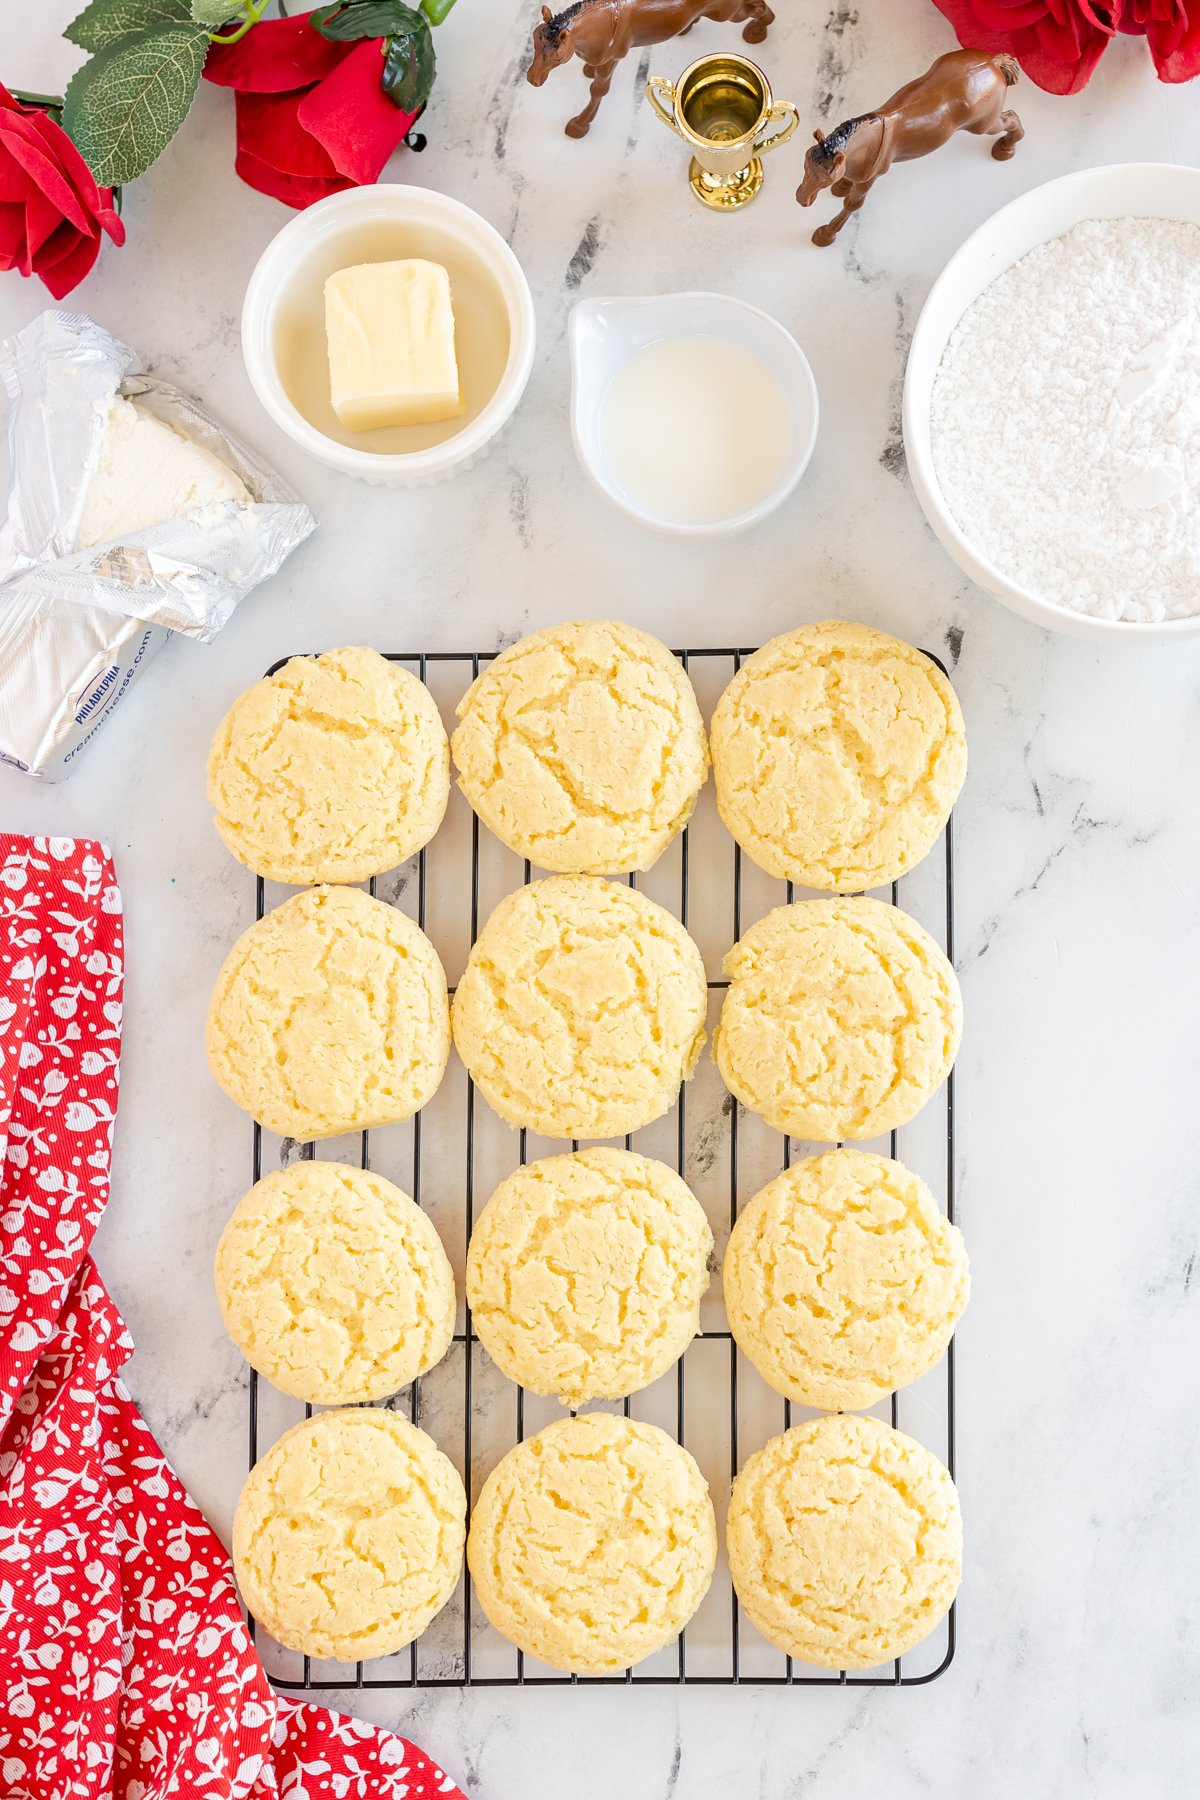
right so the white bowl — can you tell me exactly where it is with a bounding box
[569,292,819,536]
[241,186,536,487]
[903,162,1200,642]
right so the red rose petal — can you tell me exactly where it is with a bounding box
[0,154,33,202]
[236,146,352,208]
[0,102,69,151]
[23,134,121,254]
[0,99,120,245]
[1020,38,1110,91]
[0,95,123,292]
[296,39,416,186]
[96,202,125,248]
[1127,0,1200,78]
[1151,31,1200,78]
[932,0,1114,92]
[961,1,1053,24]
[1155,17,1188,61]
[1041,10,1087,56]
[33,224,100,300]
[34,215,83,272]
[25,184,85,263]
[0,116,93,235]
[0,199,28,268]
[234,89,340,179]
[24,108,109,215]
[205,11,348,94]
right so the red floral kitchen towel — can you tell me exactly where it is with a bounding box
[0,835,466,1800]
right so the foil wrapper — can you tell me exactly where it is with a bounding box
[0,310,316,780]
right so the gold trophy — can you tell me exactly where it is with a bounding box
[646,52,799,211]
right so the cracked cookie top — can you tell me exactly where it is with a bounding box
[206,885,450,1141]
[215,1160,456,1405]
[711,622,966,892]
[451,875,708,1140]
[723,1148,968,1411]
[467,1412,716,1675]
[451,620,709,874]
[727,1414,962,1669]
[207,645,450,885]
[713,896,960,1142]
[466,1148,712,1405]
[233,1408,466,1662]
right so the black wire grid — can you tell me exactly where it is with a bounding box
[245,647,958,1692]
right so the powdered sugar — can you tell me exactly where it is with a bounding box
[930,216,1200,624]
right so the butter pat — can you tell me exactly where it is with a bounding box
[324,259,465,432]
[77,396,249,550]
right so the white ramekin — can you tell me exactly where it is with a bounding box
[903,162,1200,643]
[241,185,536,488]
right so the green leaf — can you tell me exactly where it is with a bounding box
[312,1,436,112]
[66,0,193,52]
[382,25,435,113]
[189,0,240,24]
[420,0,457,23]
[63,21,209,187]
[312,2,426,40]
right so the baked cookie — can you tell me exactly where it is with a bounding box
[206,885,450,1141]
[467,1413,716,1674]
[466,1148,712,1404]
[452,876,707,1140]
[215,1161,456,1405]
[723,1148,968,1411]
[727,1414,961,1669]
[711,622,966,892]
[713,897,960,1141]
[233,1409,466,1662]
[451,620,708,874]
[207,646,450,885]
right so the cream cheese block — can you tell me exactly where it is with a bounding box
[324,258,464,431]
[77,395,249,549]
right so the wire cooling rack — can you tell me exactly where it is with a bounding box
[243,647,958,1692]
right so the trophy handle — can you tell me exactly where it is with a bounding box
[755,101,800,157]
[645,76,684,139]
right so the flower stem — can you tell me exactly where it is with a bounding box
[209,0,270,45]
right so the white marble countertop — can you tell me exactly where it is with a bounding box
[4,3,1200,1795]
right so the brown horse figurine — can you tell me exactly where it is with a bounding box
[796,49,1024,247]
[528,0,775,138]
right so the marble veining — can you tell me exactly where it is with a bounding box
[3,2,1200,1796]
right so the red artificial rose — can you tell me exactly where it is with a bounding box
[0,84,123,299]
[1116,0,1200,80]
[204,10,421,209]
[932,0,1116,93]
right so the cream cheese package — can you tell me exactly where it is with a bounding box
[0,311,316,780]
